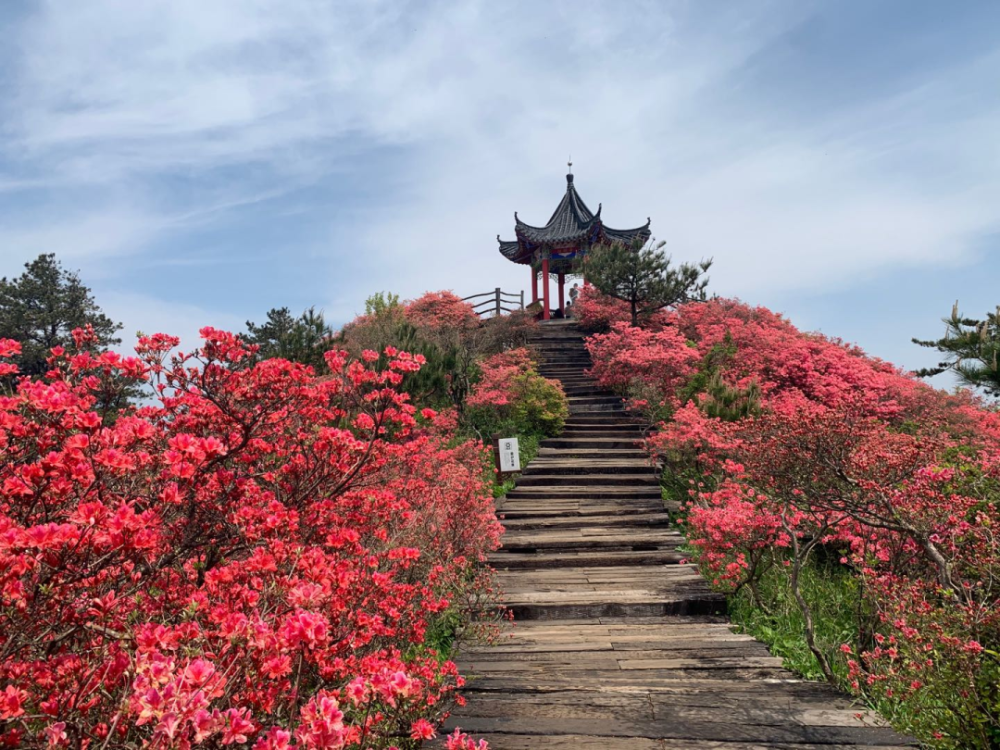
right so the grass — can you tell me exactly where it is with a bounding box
[727,557,863,683]
[492,431,540,498]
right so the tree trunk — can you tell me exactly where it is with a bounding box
[787,525,838,687]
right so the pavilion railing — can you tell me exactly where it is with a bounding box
[462,288,525,317]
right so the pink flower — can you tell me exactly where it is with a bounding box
[221,708,255,745]
[254,728,292,750]
[410,718,436,741]
[183,658,216,686]
[0,685,26,719]
[44,722,68,748]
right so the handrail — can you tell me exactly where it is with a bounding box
[462,287,525,317]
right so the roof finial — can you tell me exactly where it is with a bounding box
[567,156,572,175]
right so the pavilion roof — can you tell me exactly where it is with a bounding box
[497,173,651,265]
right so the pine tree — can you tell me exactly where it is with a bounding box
[581,239,712,326]
[244,306,334,368]
[913,301,1000,397]
[0,254,122,376]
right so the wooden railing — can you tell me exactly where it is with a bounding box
[462,288,525,317]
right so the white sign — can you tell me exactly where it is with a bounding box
[498,437,521,473]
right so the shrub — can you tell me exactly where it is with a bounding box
[404,291,480,332]
[0,327,500,748]
[464,348,568,440]
[584,296,1000,748]
[571,284,630,332]
[338,293,532,411]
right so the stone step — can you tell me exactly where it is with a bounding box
[532,344,588,353]
[501,592,727,621]
[504,490,663,503]
[561,419,641,426]
[567,394,621,404]
[521,458,659,476]
[543,364,593,372]
[526,458,652,467]
[559,430,645,440]
[527,332,583,340]
[497,503,666,520]
[539,365,592,373]
[569,405,627,415]
[529,342,585,347]
[536,454,648,464]
[501,528,684,551]
[502,513,673,531]
[561,385,607,397]
[516,474,659,488]
[536,447,647,457]
[543,437,643,450]
[488,549,688,569]
[538,365,592,373]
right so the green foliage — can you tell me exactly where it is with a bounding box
[580,239,711,326]
[0,254,143,416]
[508,373,568,436]
[338,299,533,411]
[244,306,334,369]
[728,558,865,682]
[492,433,541,498]
[676,336,762,421]
[0,253,122,376]
[701,371,762,421]
[727,555,1000,748]
[364,291,401,317]
[344,315,463,409]
[464,375,568,441]
[913,301,1000,397]
[416,606,465,661]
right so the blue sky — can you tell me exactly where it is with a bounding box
[1,0,998,385]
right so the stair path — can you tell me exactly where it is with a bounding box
[444,319,913,749]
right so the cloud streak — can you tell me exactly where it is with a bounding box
[0,0,998,370]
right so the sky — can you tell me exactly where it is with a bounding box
[1,0,999,385]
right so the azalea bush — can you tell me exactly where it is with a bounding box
[583,292,1000,748]
[0,325,502,748]
[338,292,532,410]
[464,348,567,441]
[571,284,630,332]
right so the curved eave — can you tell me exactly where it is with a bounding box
[498,238,532,265]
[603,219,652,246]
[515,223,596,247]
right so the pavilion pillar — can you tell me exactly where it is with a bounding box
[558,273,565,314]
[541,258,551,320]
[531,265,538,303]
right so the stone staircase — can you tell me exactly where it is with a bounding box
[444,319,913,749]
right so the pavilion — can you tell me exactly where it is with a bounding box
[497,168,651,319]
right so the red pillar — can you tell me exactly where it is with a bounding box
[541,258,551,320]
[558,273,565,314]
[531,265,538,303]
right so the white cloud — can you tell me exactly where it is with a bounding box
[99,290,246,355]
[0,207,162,275]
[1,0,999,343]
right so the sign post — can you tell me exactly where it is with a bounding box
[493,434,521,477]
